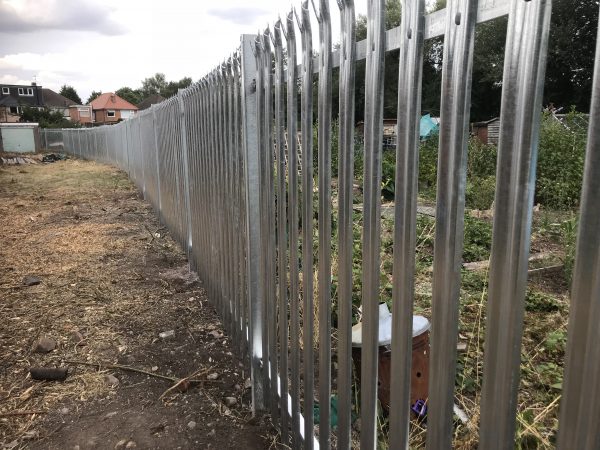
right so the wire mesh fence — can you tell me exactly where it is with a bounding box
[42,0,600,448]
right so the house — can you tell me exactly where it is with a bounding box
[90,93,138,125]
[0,83,44,123]
[137,94,166,111]
[42,89,92,125]
[42,88,75,119]
[68,105,93,125]
[471,117,500,145]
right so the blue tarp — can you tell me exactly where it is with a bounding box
[420,114,439,138]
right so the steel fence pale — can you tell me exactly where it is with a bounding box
[48,2,600,449]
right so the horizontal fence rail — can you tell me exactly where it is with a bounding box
[42,0,600,448]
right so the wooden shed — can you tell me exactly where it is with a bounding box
[471,117,500,145]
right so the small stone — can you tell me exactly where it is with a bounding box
[244,378,252,390]
[125,441,137,449]
[71,330,85,346]
[22,430,38,440]
[457,342,467,352]
[73,446,80,450]
[105,374,119,386]
[224,397,237,407]
[33,337,56,353]
[105,411,118,419]
[208,429,216,437]
[150,423,165,434]
[22,276,41,286]
[159,330,175,339]
[234,384,241,391]
[114,439,127,449]
[187,420,197,430]
[208,330,223,339]
[60,407,70,415]
[151,366,158,372]
[207,373,219,380]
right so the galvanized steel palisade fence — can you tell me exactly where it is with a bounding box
[41,0,600,448]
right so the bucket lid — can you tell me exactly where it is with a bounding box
[351,304,430,347]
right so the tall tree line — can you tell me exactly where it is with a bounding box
[348,0,598,123]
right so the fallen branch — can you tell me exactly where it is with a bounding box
[159,367,212,400]
[65,359,176,381]
[64,360,220,385]
[0,410,47,417]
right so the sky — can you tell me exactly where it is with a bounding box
[0,0,369,102]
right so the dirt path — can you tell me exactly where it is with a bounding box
[0,159,274,449]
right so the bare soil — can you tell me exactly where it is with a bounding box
[0,158,275,449]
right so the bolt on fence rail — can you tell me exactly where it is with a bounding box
[43,0,600,448]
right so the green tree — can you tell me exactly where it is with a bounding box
[87,91,102,104]
[353,0,402,123]
[20,106,76,128]
[59,85,82,104]
[141,73,167,97]
[544,0,599,112]
[162,77,193,98]
[115,87,143,105]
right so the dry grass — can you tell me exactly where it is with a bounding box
[0,159,183,446]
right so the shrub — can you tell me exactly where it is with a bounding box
[466,175,496,210]
[536,110,587,209]
[468,139,497,179]
[560,216,578,287]
[463,216,493,262]
[418,133,440,190]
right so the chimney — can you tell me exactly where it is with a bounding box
[111,94,116,103]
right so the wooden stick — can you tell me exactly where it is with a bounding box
[64,360,177,382]
[0,410,47,417]
[64,360,220,385]
[159,367,212,400]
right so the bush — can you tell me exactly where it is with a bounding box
[466,175,496,210]
[468,139,497,179]
[463,216,493,262]
[418,133,440,189]
[560,216,578,286]
[20,105,77,129]
[536,110,587,209]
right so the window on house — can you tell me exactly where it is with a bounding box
[78,108,90,117]
[107,110,115,117]
[1,87,9,95]
[9,106,23,114]
[27,88,33,96]
[18,88,24,95]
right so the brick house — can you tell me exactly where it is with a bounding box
[41,89,92,125]
[90,93,138,125]
[0,83,44,123]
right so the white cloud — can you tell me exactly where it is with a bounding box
[0,0,125,35]
[0,0,369,101]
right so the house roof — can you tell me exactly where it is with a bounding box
[0,96,19,107]
[137,94,166,111]
[42,88,76,108]
[0,84,44,108]
[90,93,138,111]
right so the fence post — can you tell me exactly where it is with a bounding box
[177,91,194,258]
[152,108,163,224]
[240,33,265,414]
